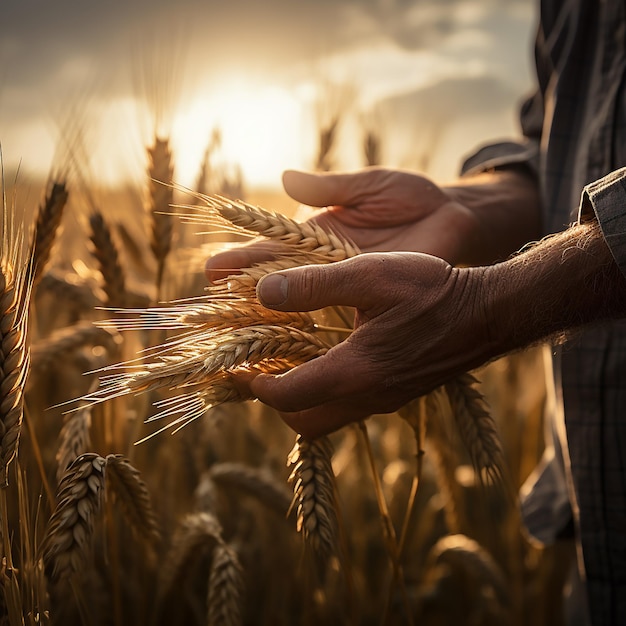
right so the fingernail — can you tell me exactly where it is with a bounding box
[258,273,288,306]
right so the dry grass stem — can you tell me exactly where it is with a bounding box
[41,453,106,583]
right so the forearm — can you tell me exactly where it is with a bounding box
[475,220,626,357]
[445,168,542,267]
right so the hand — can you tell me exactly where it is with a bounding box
[205,168,480,283]
[234,252,492,439]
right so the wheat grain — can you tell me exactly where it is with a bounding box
[41,453,106,583]
[207,542,243,626]
[288,434,339,560]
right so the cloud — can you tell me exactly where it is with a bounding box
[0,0,537,184]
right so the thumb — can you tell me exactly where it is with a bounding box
[282,169,367,208]
[256,256,380,312]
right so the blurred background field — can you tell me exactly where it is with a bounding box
[0,1,577,624]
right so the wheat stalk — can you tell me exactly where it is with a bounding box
[207,542,244,626]
[423,386,465,534]
[41,453,106,583]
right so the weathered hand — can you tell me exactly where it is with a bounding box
[205,168,479,282]
[234,252,492,439]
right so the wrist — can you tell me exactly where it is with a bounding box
[444,169,542,267]
[476,221,626,357]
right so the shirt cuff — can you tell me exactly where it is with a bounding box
[460,140,540,178]
[580,167,626,278]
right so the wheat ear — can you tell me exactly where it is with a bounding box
[209,462,293,517]
[444,374,507,489]
[31,321,122,372]
[28,181,68,286]
[37,271,103,311]
[425,534,511,612]
[89,211,127,308]
[41,453,106,583]
[207,542,244,626]
[0,264,30,488]
[158,511,223,601]
[187,194,359,261]
[147,136,174,299]
[288,434,339,560]
[56,404,92,484]
[104,454,161,546]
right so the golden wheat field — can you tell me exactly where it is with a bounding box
[0,111,576,626]
[0,3,569,617]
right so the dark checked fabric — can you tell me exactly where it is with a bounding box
[461,1,626,624]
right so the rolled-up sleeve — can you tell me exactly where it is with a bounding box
[579,168,626,278]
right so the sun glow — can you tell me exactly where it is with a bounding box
[171,81,313,190]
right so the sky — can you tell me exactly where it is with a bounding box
[0,0,537,190]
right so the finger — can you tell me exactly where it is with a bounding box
[282,169,372,208]
[250,342,370,412]
[256,254,385,311]
[279,402,371,440]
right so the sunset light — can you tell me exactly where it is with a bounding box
[171,81,312,189]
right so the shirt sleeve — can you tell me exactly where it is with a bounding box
[579,167,626,278]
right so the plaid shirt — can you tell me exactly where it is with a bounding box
[462,1,626,624]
